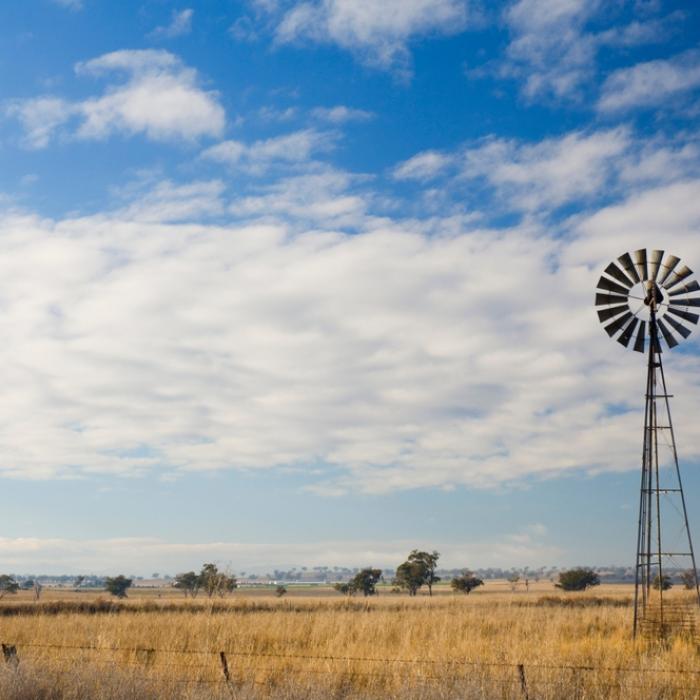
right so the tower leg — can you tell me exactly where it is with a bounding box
[633,313,700,638]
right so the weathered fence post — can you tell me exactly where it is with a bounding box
[2,644,18,667]
[219,651,231,682]
[517,663,529,700]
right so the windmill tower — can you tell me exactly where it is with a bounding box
[595,249,700,638]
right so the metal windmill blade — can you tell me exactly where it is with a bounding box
[595,249,699,353]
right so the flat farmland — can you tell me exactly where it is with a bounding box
[0,584,698,699]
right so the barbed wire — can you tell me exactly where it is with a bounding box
[12,640,700,677]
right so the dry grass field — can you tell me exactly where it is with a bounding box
[0,583,698,699]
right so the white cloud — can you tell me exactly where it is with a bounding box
[149,9,194,39]
[458,128,630,210]
[229,166,368,225]
[201,129,336,174]
[8,50,224,147]
[392,149,454,181]
[500,0,602,99]
[116,180,226,222]
[0,533,561,574]
[75,50,224,141]
[598,49,700,113]
[393,128,631,213]
[272,0,470,78]
[2,148,700,497]
[492,1,681,101]
[5,97,74,149]
[311,105,374,123]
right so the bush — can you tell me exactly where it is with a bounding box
[555,568,600,592]
[451,572,484,594]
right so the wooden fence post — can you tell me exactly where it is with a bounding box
[2,644,18,667]
[219,651,231,681]
[517,663,529,700]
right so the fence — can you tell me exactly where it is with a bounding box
[1,641,700,698]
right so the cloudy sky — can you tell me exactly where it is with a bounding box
[1,0,700,575]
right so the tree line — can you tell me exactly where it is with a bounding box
[333,550,485,597]
[0,559,694,599]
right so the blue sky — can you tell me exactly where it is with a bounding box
[1,0,700,575]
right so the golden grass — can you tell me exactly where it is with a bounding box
[0,586,699,699]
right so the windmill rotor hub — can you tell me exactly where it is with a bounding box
[595,248,700,352]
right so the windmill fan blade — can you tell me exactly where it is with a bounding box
[633,320,646,353]
[658,254,680,285]
[604,262,634,288]
[667,307,699,324]
[597,275,630,296]
[605,311,633,337]
[633,249,648,282]
[663,313,692,339]
[618,252,640,283]
[617,317,639,347]
[657,318,678,349]
[596,293,628,306]
[669,297,700,307]
[668,280,700,296]
[649,249,664,282]
[597,304,629,323]
[664,264,693,290]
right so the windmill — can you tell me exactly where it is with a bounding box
[595,249,700,638]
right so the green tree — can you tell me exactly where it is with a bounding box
[334,582,354,596]
[349,568,382,597]
[394,560,425,596]
[275,585,287,597]
[394,550,441,597]
[653,574,673,591]
[0,575,19,599]
[555,568,600,592]
[199,563,237,598]
[173,571,201,598]
[409,550,441,596]
[679,570,698,590]
[451,571,484,595]
[74,575,85,589]
[104,575,132,598]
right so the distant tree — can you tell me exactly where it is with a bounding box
[0,575,19,599]
[394,561,426,596]
[173,571,201,598]
[653,574,673,591]
[74,575,85,589]
[408,551,441,596]
[680,570,698,590]
[152,573,160,579]
[275,585,287,597]
[349,568,382,597]
[104,575,132,599]
[22,580,43,601]
[451,572,484,595]
[556,568,600,592]
[334,582,354,596]
[508,575,520,592]
[199,563,237,598]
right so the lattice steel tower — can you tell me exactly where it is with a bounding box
[595,249,700,637]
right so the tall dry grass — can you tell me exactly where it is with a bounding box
[0,589,698,698]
